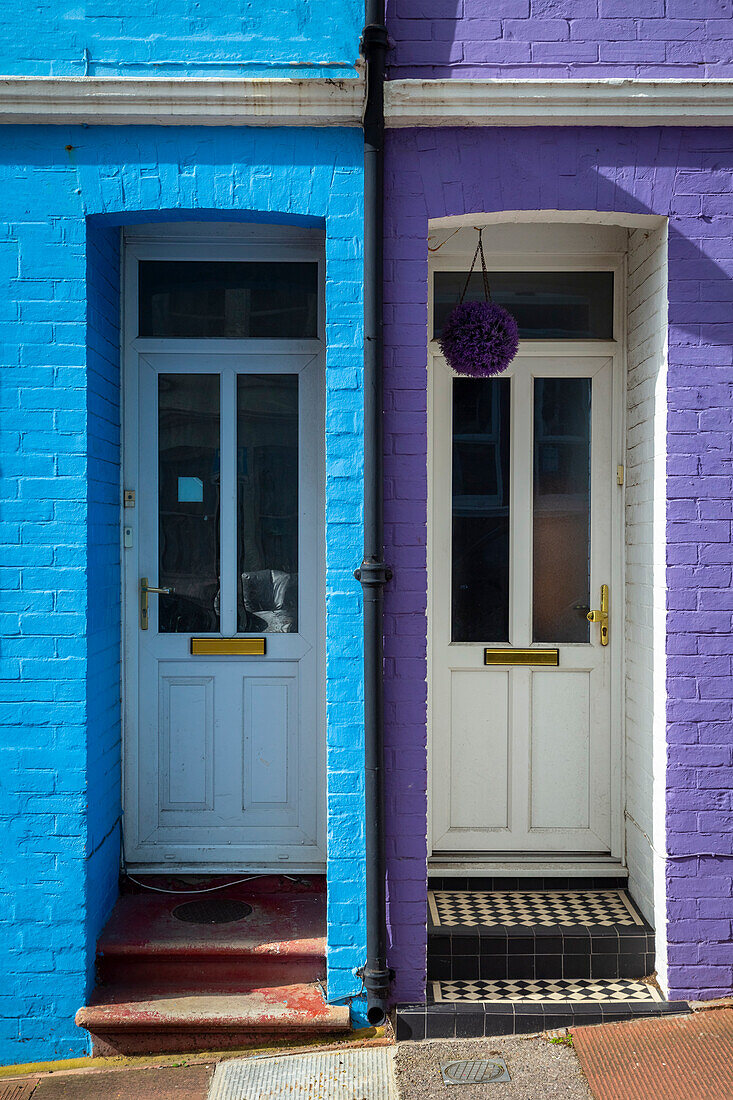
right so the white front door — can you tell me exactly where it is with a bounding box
[124,351,325,869]
[430,354,621,858]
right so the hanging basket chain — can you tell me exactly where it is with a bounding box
[458,228,491,305]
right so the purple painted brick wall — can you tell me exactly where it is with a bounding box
[385,0,733,79]
[383,126,733,1005]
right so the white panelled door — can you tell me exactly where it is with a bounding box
[431,355,620,858]
[124,351,325,869]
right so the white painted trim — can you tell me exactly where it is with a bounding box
[4,75,733,128]
[121,224,327,872]
[428,860,628,878]
[0,75,363,126]
[386,78,733,128]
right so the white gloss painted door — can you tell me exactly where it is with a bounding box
[430,354,620,857]
[124,351,325,869]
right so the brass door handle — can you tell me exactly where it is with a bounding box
[140,576,173,630]
[587,584,609,646]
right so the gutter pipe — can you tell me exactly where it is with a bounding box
[356,0,392,1028]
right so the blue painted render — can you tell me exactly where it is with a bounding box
[0,0,362,78]
[0,125,365,1064]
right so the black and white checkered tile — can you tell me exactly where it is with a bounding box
[432,977,663,1004]
[429,889,644,929]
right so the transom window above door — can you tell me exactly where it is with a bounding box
[139,259,319,338]
[433,270,615,340]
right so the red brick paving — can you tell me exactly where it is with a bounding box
[28,1064,213,1100]
[572,1009,733,1100]
[0,1082,40,1100]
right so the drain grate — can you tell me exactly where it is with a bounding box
[440,1058,510,1085]
[172,899,252,924]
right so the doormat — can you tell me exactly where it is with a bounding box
[209,1049,396,1100]
[432,978,663,1004]
[428,889,644,929]
[572,1008,731,1100]
[172,899,252,924]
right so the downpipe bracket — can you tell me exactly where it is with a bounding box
[355,560,393,587]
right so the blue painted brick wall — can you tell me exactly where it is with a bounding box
[0,126,365,1064]
[0,0,362,78]
[84,222,121,969]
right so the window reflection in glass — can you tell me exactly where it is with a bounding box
[533,377,591,643]
[452,378,511,642]
[237,375,299,633]
[434,271,614,340]
[139,261,318,339]
[158,374,220,633]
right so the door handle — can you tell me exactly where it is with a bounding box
[140,577,173,630]
[587,584,609,646]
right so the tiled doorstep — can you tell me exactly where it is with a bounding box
[427,926,655,982]
[394,999,691,1041]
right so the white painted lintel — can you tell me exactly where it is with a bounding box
[386,78,733,128]
[2,75,733,128]
[0,75,364,126]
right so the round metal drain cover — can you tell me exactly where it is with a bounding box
[172,899,252,924]
[440,1058,510,1085]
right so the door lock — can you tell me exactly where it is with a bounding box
[140,577,173,630]
[587,584,609,646]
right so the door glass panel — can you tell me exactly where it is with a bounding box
[237,375,299,633]
[158,374,220,633]
[434,271,614,340]
[139,261,318,339]
[533,377,591,643]
[452,378,510,642]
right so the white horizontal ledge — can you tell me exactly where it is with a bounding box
[0,75,364,126]
[3,75,733,128]
[385,78,733,128]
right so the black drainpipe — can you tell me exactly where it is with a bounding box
[356,0,392,1028]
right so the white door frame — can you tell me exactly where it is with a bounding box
[427,248,627,875]
[121,224,326,872]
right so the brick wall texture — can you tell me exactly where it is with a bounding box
[384,125,733,1004]
[0,0,362,77]
[0,126,365,1064]
[386,0,733,78]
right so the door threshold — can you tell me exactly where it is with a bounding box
[125,863,327,876]
[428,858,627,878]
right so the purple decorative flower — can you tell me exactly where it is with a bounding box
[438,300,520,377]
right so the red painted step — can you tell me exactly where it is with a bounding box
[96,889,326,988]
[76,982,350,1056]
[77,877,347,1056]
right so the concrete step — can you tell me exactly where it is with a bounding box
[76,982,350,1056]
[96,889,326,988]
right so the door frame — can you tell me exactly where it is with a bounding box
[120,223,327,872]
[427,245,627,874]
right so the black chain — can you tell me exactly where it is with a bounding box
[458,228,491,305]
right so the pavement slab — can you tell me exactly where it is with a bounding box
[209,1048,396,1099]
[395,1035,592,1100]
[572,1008,733,1100]
[27,1063,214,1100]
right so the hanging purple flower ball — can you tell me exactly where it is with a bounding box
[438,300,519,378]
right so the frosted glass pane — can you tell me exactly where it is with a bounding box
[533,377,591,643]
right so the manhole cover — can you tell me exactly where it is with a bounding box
[172,899,252,924]
[440,1058,511,1085]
